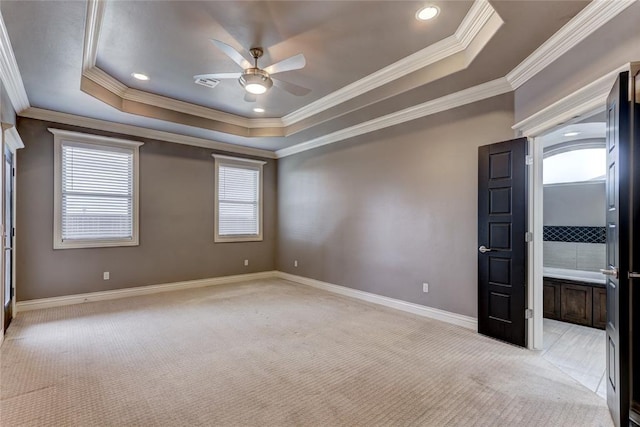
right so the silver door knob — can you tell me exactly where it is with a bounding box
[600,267,619,279]
[478,245,492,254]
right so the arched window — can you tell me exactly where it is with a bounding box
[543,147,606,185]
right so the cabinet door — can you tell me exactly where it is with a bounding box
[561,284,593,326]
[543,281,561,320]
[592,287,607,330]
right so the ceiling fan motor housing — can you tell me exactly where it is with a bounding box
[239,68,273,93]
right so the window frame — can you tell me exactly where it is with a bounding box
[213,154,266,243]
[50,128,143,250]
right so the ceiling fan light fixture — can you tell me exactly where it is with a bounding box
[416,5,440,21]
[239,69,273,95]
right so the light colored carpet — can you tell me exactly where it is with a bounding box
[1,279,612,426]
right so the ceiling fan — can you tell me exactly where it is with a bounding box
[194,40,310,102]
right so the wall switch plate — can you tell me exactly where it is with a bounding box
[294,260,298,267]
[423,283,429,293]
[244,259,249,266]
[103,272,110,280]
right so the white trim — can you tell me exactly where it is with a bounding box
[512,65,628,137]
[275,272,478,331]
[84,66,127,96]
[79,0,498,130]
[281,0,499,126]
[122,88,283,129]
[82,0,106,72]
[528,137,544,351]
[16,271,278,312]
[276,77,513,158]
[19,107,277,159]
[51,129,142,249]
[49,127,144,149]
[3,126,24,153]
[506,1,635,90]
[211,153,267,166]
[213,155,264,243]
[0,10,29,112]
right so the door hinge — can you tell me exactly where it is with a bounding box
[525,232,533,242]
[525,155,533,166]
[525,309,533,319]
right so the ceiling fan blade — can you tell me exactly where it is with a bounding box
[272,78,311,96]
[210,39,252,69]
[194,73,242,80]
[244,93,257,103]
[263,53,306,75]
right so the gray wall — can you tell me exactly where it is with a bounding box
[1,80,16,125]
[543,182,605,226]
[16,118,277,301]
[277,93,514,318]
[514,2,640,123]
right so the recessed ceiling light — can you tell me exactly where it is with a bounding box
[131,72,149,81]
[416,5,440,21]
[563,131,581,137]
[253,107,265,113]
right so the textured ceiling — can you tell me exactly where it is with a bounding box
[97,1,473,117]
[2,0,589,152]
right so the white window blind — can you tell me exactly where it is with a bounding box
[51,128,143,249]
[214,155,265,242]
[61,143,134,241]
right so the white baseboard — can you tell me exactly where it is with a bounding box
[16,271,278,312]
[16,270,478,331]
[275,271,478,331]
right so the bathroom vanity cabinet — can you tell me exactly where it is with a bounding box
[543,277,606,329]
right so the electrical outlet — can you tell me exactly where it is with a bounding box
[244,259,249,266]
[294,260,298,267]
[103,272,110,280]
[422,283,429,293]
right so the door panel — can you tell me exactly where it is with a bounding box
[629,66,640,427]
[604,71,631,427]
[478,138,527,347]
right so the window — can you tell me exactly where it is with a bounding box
[51,129,143,249]
[213,154,265,242]
[543,147,606,185]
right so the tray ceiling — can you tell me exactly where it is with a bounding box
[2,0,599,154]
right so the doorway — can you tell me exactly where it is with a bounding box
[3,145,13,334]
[536,120,608,399]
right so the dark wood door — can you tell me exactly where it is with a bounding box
[478,138,527,347]
[629,66,640,427]
[604,71,631,427]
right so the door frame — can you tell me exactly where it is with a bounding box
[0,123,24,343]
[514,63,634,351]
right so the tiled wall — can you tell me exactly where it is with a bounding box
[542,226,606,271]
[543,242,606,272]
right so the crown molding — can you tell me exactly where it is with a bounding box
[19,107,277,159]
[81,0,499,133]
[280,0,499,127]
[506,0,635,90]
[82,0,105,71]
[512,65,628,137]
[0,10,30,113]
[2,124,25,153]
[276,77,512,158]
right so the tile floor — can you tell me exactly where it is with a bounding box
[542,318,607,399]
